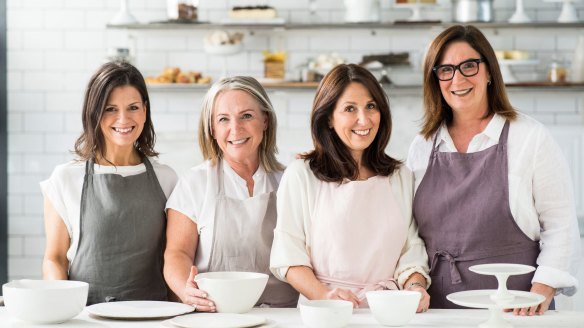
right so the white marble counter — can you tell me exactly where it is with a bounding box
[1,307,584,328]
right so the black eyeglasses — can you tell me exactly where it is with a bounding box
[432,58,484,81]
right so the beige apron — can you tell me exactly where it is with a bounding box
[206,161,299,307]
[310,175,407,306]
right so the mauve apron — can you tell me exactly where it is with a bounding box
[310,175,407,306]
[413,121,547,309]
[206,161,299,307]
[69,156,168,305]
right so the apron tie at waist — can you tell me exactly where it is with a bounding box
[432,250,462,285]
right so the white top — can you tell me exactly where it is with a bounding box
[270,159,430,288]
[165,159,283,272]
[40,158,178,265]
[407,113,581,296]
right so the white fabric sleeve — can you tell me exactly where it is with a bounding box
[531,126,580,295]
[39,164,75,238]
[392,166,431,288]
[165,168,204,224]
[151,160,179,199]
[270,160,314,282]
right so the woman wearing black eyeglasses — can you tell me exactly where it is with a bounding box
[407,25,580,315]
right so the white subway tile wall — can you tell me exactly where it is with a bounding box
[6,1,584,311]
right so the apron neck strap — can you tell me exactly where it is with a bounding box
[498,120,511,145]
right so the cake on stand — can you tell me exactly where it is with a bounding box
[447,264,545,328]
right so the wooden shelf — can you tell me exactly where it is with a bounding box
[108,21,584,31]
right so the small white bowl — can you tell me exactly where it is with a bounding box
[366,290,420,327]
[194,271,268,313]
[3,279,88,324]
[299,300,353,328]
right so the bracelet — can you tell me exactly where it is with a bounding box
[406,282,426,290]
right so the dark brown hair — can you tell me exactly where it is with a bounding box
[302,64,401,182]
[421,24,516,139]
[74,61,158,160]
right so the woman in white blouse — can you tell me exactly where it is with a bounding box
[270,64,431,312]
[164,76,298,311]
[407,25,580,315]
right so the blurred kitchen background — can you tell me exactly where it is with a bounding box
[3,0,584,309]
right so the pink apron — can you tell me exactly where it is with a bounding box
[310,175,408,306]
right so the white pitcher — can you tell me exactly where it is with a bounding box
[572,35,584,83]
[344,0,381,22]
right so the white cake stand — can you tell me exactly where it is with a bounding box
[395,2,437,22]
[447,264,545,328]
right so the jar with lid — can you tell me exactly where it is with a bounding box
[106,48,134,64]
[548,57,567,83]
[166,0,198,21]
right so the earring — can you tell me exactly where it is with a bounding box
[487,80,491,86]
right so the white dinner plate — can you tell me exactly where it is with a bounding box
[170,313,266,328]
[162,317,276,328]
[469,263,535,276]
[86,301,195,319]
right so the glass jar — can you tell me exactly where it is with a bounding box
[548,58,567,83]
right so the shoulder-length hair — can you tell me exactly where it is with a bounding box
[198,76,284,173]
[302,63,401,183]
[422,24,516,139]
[74,61,157,160]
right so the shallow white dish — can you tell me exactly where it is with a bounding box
[447,289,545,309]
[204,43,243,56]
[86,301,195,319]
[162,317,276,328]
[469,263,535,276]
[170,313,266,328]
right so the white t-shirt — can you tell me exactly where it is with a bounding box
[407,113,581,296]
[270,159,430,288]
[40,158,178,265]
[165,159,283,273]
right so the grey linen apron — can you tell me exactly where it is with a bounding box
[69,156,168,305]
[206,161,299,307]
[413,121,548,309]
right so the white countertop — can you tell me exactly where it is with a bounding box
[1,307,584,327]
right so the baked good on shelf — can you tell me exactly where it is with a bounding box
[145,67,210,85]
[229,6,277,19]
[204,30,244,46]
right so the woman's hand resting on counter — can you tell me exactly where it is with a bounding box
[182,266,216,312]
[404,273,431,313]
[505,282,556,316]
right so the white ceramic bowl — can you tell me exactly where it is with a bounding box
[3,279,88,324]
[299,300,353,328]
[366,290,421,327]
[194,271,268,313]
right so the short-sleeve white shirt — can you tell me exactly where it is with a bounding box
[165,159,283,272]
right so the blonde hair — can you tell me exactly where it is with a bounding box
[198,76,284,172]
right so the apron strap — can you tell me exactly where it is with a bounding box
[86,158,95,175]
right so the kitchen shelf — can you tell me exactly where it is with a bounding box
[146,82,584,93]
[107,21,584,31]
